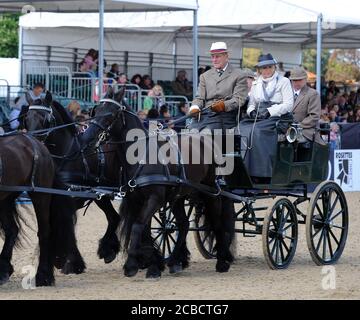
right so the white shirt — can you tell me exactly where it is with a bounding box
[217,63,229,74]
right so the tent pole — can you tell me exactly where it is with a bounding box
[316,13,322,94]
[99,0,104,99]
[192,5,198,100]
[18,25,23,87]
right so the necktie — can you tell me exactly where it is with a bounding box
[218,70,224,77]
[294,93,298,101]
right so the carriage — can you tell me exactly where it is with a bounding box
[151,122,349,269]
[0,90,349,285]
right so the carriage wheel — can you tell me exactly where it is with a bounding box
[151,205,179,261]
[306,181,348,265]
[193,204,217,260]
[262,198,298,269]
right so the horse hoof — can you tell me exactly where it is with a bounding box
[0,274,10,285]
[124,266,139,278]
[169,264,183,274]
[216,260,230,273]
[103,251,117,264]
[36,274,55,287]
[146,270,161,279]
[61,260,86,275]
[54,256,66,269]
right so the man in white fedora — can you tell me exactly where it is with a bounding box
[290,66,325,146]
[189,41,248,130]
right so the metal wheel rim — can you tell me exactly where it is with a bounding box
[263,198,298,269]
[307,181,348,264]
[151,205,179,260]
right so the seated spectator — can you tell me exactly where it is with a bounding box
[319,107,330,124]
[339,110,349,123]
[143,89,155,112]
[117,73,129,85]
[131,74,143,87]
[143,85,165,112]
[337,94,349,113]
[354,107,360,122]
[144,107,160,130]
[198,67,205,78]
[140,74,154,90]
[137,110,147,122]
[10,83,45,130]
[171,70,193,100]
[347,108,355,123]
[159,105,170,119]
[147,108,159,119]
[173,102,190,132]
[66,100,81,120]
[329,122,340,150]
[107,63,120,81]
[84,48,98,71]
[326,80,340,97]
[328,108,340,122]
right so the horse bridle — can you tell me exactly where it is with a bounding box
[28,105,56,129]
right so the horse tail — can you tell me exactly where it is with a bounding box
[49,193,79,268]
[0,195,31,249]
[117,197,135,252]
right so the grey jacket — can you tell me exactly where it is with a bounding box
[293,85,326,145]
[192,64,248,112]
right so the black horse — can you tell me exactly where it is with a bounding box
[0,132,55,286]
[93,87,235,278]
[24,92,121,273]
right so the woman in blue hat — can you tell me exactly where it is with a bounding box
[240,53,294,183]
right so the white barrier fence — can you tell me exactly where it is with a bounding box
[23,63,189,114]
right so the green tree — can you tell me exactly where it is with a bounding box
[325,49,360,82]
[302,48,330,76]
[0,14,20,58]
[242,48,261,69]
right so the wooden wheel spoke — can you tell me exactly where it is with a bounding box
[153,214,163,226]
[329,194,340,218]
[315,229,325,252]
[168,233,177,244]
[312,225,323,238]
[329,210,344,222]
[331,224,345,230]
[283,222,295,232]
[281,239,290,254]
[279,241,286,262]
[153,232,163,243]
[315,203,325,219]
[322,228,328,260]
[270,216,278,230]
[329,228,341,246]
[326,230,334,258]
[270,239,278,257]
[166,236,172,255]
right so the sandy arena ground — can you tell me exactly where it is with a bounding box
[0,192,359,300]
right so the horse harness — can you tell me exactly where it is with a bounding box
[98,98,223,198]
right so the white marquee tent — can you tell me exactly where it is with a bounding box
[8,0,360,92]
[0,0,199,96]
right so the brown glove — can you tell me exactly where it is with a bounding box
[211,100,225,113]
[188,105,200,116]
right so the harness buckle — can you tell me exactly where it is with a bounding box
[128,179,137,189]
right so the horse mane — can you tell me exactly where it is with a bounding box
[52,100,77,135]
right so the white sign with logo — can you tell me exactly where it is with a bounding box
[334,150,360,192]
